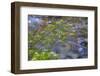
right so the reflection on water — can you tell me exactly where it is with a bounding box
[28,15,88,60]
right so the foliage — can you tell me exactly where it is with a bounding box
[28,48,59,60]
[28,16,88,60]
